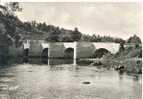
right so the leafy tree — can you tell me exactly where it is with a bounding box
[49,27,61,42]
[62,36,73,42]
[0,3,22,47]
[71,27,82,41]
[6,2,22,12]
[23,22,32,31]
[0,16,16,45]
[114,38,125,43]
[127,34,141,44]
[80,34,91,42]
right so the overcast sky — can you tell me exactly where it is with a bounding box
[15,2,142,39]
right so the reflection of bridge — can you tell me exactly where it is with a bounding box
[9,40,120,65]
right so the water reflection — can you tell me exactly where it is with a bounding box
[126,73,140,82]
[119,73,124,80]
[133,75,139,81]
[7,57,74,66]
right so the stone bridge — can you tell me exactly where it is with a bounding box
[9,40,120,59]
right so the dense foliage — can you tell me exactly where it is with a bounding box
[80,34,126,43]
[127,34,142,44]
[0,3,23,47]
[21,21,82,42]
[20,20,129,43]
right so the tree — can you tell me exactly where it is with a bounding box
[7,2,22,12]
[23,22,32,31]
[0,16,16,45]
[45,27,61,42]
[127,34,141,44]
[0,3,22,46]
[114,38,125,43]
[71,27,82,41]
[62,36,73,42]
[80,34,91,42]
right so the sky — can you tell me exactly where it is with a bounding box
[14,2,142,40]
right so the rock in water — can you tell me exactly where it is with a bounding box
[82,81,90,84]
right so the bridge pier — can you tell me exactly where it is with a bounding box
[73,42,77,67]
[48,44,50,66]
[23,40,30,63]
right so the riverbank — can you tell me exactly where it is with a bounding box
[77,58,142,74]
[77,44,142,74]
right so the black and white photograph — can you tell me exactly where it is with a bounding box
[0,1,142,99]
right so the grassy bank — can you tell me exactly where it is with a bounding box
[77,45,142,74]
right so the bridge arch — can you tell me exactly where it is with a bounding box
[63,42,76,59]
[64,47,74,58]
[41,48,48,64]
[93,48,111,58]
[63,42,77,65]
[23,48,29,62]
[41,43,49,57]
[92,42,120,54]
[41,48,48,57]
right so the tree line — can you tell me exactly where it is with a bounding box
[21,21,141,44]
[0,3,142,45]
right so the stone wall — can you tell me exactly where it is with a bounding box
[29,40,42,57]
[77,42,95,58]
[49,43,65,58]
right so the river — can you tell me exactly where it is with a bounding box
[0,63,142,99]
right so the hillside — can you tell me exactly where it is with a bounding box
[0,4,141,44]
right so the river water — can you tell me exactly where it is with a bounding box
[0,63,142,99]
